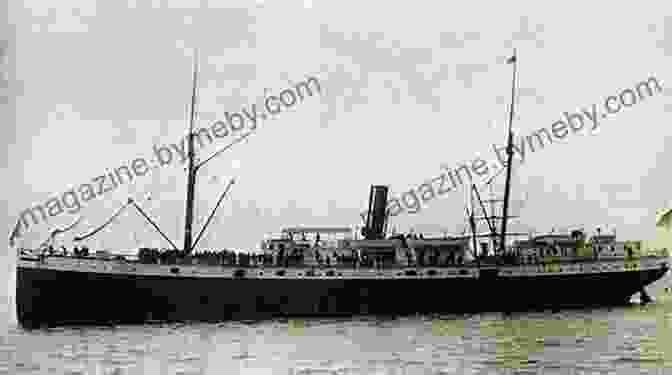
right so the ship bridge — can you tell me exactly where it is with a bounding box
[260,227,355,266]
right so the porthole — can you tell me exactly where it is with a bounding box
[427,270,437,276]
[275,270,286,276]
[234,269,246,278]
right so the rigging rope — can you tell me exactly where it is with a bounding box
[39,217,83,248]
[73,200,132,241]
[8,218,22,248]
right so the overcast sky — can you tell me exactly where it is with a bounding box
[3,1,672,266]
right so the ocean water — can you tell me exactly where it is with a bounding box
[1,274,671,375]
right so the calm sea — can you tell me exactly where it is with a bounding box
[1,273,671,375]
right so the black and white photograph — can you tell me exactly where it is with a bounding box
[2,1,672,374]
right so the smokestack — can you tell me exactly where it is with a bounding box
[362,185,388,240]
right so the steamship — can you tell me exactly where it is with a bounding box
[14,51,670,329]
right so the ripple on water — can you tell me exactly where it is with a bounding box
[104,343,124,354]
[170,364,203,375]
[47,351,73,360]
[169,352,201,362]
[231,352,256,360]
[73,348,106,361]
[100,351,137,366]
[433,369,462,375]
[12,361,41,373]
[292,369,328,375]
[127,344,148,355]
[5,286,672,374]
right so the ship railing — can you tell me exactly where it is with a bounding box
[33,251,668,268]
[31,253,475,268]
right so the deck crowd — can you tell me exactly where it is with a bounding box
[30,245,469,268]
[136,248,360,267]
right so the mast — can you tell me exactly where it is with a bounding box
[183,50,199,253]
[468,184,478,261]
[489,183,496,253]
[499,49,517,255]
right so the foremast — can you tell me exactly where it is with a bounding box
[32,50,243,256]
[183,51,199,254]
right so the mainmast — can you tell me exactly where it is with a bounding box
[499,49,517,255]
[183,51,199,253]
[468,184,478,261]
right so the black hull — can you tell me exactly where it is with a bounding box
[16,264,669,329]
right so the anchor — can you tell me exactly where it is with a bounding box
[640,288,653,305]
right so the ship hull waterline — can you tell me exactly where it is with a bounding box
[16,262,669,329]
